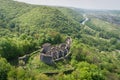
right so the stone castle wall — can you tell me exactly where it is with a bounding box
[40,37,72,65]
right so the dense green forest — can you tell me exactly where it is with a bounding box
[0,0,120,80]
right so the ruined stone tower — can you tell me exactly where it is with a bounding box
[40,37,72,65]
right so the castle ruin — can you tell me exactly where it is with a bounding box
[40,37,72,65]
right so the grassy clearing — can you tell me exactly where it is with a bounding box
[91,18,120,34]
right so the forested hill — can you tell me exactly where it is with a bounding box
[0,0,84,60]
[0,0,120,80]
[0,0,84,35]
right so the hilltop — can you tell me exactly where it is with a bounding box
[0,0,120,80]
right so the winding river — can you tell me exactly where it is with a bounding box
[81,14,89,25]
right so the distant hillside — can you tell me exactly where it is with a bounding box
[0,0,84,36]
[0,0,33,21]
[57,7,84,22]
[13,7,81,35]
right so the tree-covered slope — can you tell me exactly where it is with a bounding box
[57,7,84,22]
[0,0,83,60]
[0,0,33,20]
[13,6,81,35]
[0,0,120,80]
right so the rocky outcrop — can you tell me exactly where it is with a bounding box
[40,37,72,65]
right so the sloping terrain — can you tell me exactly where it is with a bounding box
[0,0,120,80]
